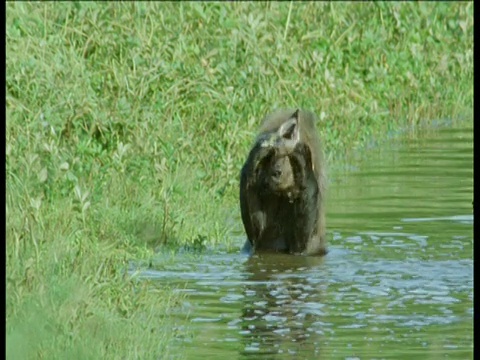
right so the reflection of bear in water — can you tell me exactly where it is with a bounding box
[240,109,327,255]
[239,254,326,357]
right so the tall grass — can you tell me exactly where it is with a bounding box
[6,2,472,358]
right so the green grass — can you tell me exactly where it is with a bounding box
[6,2,473,359]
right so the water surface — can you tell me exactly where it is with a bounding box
[134,121,473,359]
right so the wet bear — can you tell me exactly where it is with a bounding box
[239,109,327,255]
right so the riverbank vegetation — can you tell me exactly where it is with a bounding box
[6,2,472,358]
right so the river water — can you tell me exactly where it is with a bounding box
[134,120,473,359]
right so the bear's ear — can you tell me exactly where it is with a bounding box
[277,109,300,143]
[290,109,300,121]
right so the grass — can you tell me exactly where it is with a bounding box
[6,2,473,359]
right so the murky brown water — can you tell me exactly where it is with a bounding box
[132,120,473,359]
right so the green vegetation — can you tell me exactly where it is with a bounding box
[6,2,472,359]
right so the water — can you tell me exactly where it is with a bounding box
[133,121,473,359]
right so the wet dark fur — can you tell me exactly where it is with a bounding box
[240,109,327,256]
